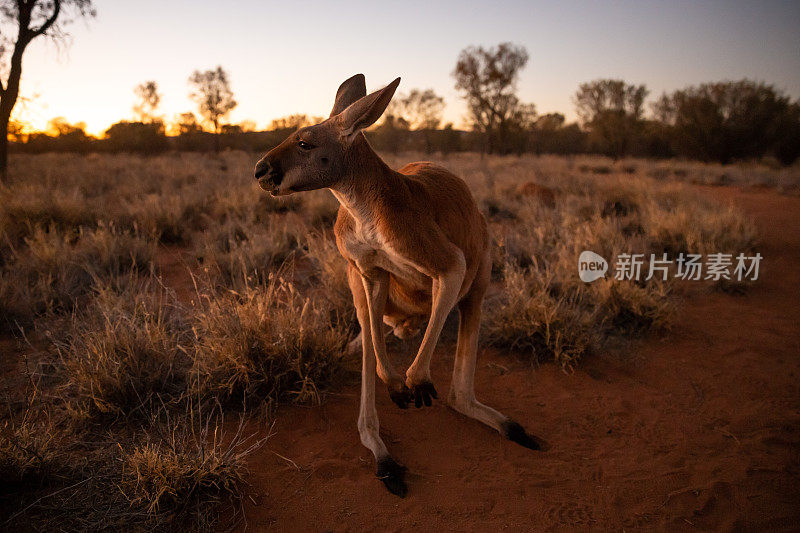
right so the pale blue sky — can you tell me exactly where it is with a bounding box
[14,0,800,134]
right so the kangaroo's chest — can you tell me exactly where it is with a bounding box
[337,221,428,289]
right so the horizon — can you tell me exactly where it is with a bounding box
[10,0,800,136]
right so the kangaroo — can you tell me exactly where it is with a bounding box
[254,74,544,497]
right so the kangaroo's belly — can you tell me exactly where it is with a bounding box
[363,247,432,314]
[387,273,430,314]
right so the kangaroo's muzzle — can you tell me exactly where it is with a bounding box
[254,158,284,195]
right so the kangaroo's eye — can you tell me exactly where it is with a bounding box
[298,140,314,150]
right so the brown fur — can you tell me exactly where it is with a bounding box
[332,142,488,312]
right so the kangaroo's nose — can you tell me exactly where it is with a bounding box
[254,158,284,185]
[254,158,270,179]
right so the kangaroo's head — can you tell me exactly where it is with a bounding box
[254,74,400,196]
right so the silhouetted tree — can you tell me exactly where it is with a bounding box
[174,112,202,135]
[170,111,209,150]
[46,116,84,136]
[188,66,237,151]
[506,102,537,155]
[653,80,800,164]
[21,116,90,152]
[536,113,565,131]
[438,123,462,155]
[0,0,95,178]
[220,124,242,134]
[43,116,89,150]
[7,117,25,142]
[132,80,161,123]
[529,113,565,155]
[104,121,167,153]
[549,123,588,155]
[237,119,256,132]
[574,79,648,158]
[390,89,445,130]
[389,89,445,153]
[453,42,535,154]
[574,79,647,124]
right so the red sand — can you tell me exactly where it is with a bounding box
[238,186,800,531]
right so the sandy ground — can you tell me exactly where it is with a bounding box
[237,186,800,531]
[1,185,796,531]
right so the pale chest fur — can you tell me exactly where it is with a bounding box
[335,209,429,290]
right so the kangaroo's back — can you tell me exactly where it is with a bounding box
[397,161,489,265]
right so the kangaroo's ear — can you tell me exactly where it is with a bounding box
[330,74,367,118]
[336,77,400,137]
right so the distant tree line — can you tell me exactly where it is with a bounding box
[8,43,800,165]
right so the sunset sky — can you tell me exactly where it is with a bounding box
[12,0,800,135]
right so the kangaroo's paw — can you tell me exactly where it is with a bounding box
[501,419,548,451]
[388,383,413,409]
[407,380,438,408]
[376,456,407,497]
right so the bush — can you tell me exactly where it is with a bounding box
[191,276,349,409]
[477,159,754,366]
[0,224,155,331]
[104,121,169,153]
[120,408,263,527]
[55,280,191,420]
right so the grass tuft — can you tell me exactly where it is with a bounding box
[55,279,191,421]
[191,275,350,409]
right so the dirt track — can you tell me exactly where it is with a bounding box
[240,186,799,531]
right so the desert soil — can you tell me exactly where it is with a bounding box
[238,186,800,531]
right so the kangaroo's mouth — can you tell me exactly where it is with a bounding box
[257,177,283,197]
[257,177,274,192]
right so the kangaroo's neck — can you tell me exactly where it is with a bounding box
[329,135,400,227]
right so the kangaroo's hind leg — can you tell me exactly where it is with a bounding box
[447,252,546,450]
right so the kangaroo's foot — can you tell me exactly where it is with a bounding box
[501,419,549,451]
[376,455,407,497]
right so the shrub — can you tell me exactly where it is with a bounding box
[55,279,191,420]
[120,408,263,528]
[0,409,62,491]
[191,276,349,409]
[484,264,596,367]
[0,224,155,331]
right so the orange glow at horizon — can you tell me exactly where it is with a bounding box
[5,1,798,140]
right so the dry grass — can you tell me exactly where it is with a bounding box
[0,405,62,490]
[0,150,769,527]
[0,400,261,531]
[192,212,307,290]
[570,155,800,193]
[382,152,758,367]
[119,406,265,528]
[305,230,354,319]
[191,274,350,410]
[0,224,155,331]
[54,278,191,421]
